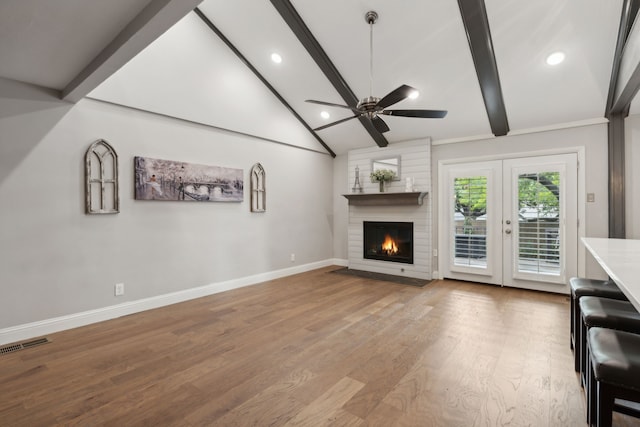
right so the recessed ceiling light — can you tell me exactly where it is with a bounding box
[271,53,282,64]
[546,51,565,66]
[408,90,420,100]
[320,111,330,119]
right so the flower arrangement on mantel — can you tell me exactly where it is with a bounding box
[370,168,397,192]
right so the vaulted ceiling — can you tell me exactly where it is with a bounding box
[1,0,637,157]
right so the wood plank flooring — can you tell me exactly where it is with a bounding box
[1,266,638,426]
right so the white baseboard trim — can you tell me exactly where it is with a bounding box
[331,258,348,267]
[0,259,340,346]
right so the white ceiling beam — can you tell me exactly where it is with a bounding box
[61,0,202,103]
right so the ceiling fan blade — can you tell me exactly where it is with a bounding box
[306,99,358,112]
[381,109,448,118]
[376,84,416,109]
[313,114,361,131]
[371,116,390,133]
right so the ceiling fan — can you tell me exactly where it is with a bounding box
[306,10,447,134]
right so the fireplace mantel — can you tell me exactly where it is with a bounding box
[342,191,428,206]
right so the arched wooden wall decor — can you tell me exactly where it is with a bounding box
[85,139,119,214]
[250,163,266,212]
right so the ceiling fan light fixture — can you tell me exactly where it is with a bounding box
[271,53,282,64]
[546,51,565,66]
[304,10,447,134]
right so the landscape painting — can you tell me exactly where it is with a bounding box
[134,156,243,202]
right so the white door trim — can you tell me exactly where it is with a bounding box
[437,146,586,285]
[440,160,503,285]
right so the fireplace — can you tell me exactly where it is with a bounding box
[363,221,414,264]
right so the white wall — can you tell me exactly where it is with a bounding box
[89,12,329,155]
[332,153,348,262]
[626,114,640,239]
[431,124,610,280]
[0,79,334,338]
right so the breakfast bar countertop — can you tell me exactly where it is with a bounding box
[582,237,640,312]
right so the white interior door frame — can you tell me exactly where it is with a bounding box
[502,153,578,293]
[440,160,503,285]
[437,146,586,284]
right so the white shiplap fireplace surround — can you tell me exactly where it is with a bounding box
[346,140,432,280]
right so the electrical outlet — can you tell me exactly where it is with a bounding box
[115,283,125,296]
[290,253,295,262]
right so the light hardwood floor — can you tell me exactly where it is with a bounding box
[1,266,638,426]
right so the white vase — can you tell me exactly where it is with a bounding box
[405,177,415,192]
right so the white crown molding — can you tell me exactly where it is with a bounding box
[432,117,609,146]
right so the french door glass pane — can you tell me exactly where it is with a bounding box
[453,177,487,267]
[517,172,560,275]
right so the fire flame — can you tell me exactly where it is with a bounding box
[381,234,398,255]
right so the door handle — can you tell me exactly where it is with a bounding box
[505,229,512,234]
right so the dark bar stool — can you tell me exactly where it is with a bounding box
[587,327,640,427]
[569,277,625,360]
[578,296,640,386]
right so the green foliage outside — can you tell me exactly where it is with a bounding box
[517,172,560,216]
[454,172,560,233]
[454,177,487,234]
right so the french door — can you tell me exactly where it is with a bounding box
[440,154,577,293]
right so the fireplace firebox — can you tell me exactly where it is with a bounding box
[363,221,414,264]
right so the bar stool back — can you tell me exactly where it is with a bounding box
[569,277,625,363]
[579,296,640,385]
[588,327,640,427]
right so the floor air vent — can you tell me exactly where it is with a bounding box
[0,337,50,355]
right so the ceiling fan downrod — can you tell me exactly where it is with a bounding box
[304,9,447,134]
[365,11,378,100]
[356,10,380,119]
